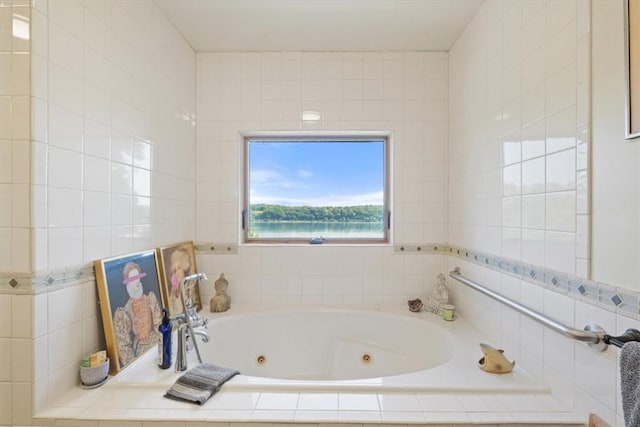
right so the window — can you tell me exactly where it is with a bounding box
[242,132,390,244]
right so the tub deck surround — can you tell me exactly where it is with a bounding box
[34,306,586,425]
[111,306,545,392]
[34,388,585,425]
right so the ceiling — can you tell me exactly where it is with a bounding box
[153,0,483,52]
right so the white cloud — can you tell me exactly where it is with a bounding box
[251,169,309,190]
[251,191,383,207]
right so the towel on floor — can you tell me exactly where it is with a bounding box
[620,341,640,426]
[164,363,240,405]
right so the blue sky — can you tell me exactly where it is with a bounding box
[249,140,384,207]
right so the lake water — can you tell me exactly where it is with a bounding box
[250,222,383,239]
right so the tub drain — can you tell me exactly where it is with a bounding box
[256,355,266,365]
[361,353,373,365]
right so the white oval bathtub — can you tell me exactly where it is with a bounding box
[200,308,456,380]
[114,306,547,393]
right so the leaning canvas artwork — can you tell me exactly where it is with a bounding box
[94,250,166,374]
[156,241,202,318]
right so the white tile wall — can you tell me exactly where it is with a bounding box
[196,51,449,307]
[0,0,198,419]
[0,0,31,276]
[30,0,196,271]
[449,0,586,273]
[447,1,633,425]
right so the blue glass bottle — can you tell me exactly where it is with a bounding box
[158,308,172,369]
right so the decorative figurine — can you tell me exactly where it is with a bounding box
[210,273,231,312]
[407,298,423,312]
[424,273,450,315]
[477,343,515,374]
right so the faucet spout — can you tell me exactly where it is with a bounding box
[180,272,208,288]
[191,329,209,343]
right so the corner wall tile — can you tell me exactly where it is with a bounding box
[48,284,83,332]
[11,381,32,426]
[0,294,11,336]
[11,293,31,338]
[0,382,12,425]
[34,335,48,382]
[10,95,30,139]
[11,338,31,381]
[0,8,11,52]
[33,292,48,337]
[0,337,11,381]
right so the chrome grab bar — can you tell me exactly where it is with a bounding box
[449,267,608,352]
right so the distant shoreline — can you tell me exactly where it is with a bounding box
[250,203,384,223]
[252,220,383,224]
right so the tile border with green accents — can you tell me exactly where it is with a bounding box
[447,245,639,319]
[1,244,639,321]
[0,264,96,294]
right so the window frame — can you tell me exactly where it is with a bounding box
[241,131,392,245]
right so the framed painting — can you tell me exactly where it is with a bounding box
[156,241,202,318]
[94,250,166,375]
[625,0,640,138]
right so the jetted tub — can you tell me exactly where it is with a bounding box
[113,306,548,393]
[200,308,455,380]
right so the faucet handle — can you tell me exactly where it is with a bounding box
[190,315,209,329]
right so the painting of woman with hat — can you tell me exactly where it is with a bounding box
[113,261,163,367]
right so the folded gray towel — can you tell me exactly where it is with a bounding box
[620,342,640,426]
[164,363,240,405]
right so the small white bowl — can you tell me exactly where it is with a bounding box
[80,358,109,386]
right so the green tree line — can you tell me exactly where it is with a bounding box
[250,204,383,223]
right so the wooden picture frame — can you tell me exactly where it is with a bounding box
[625,0,640,138]
[94,250,165,375]
[156,241,202,318]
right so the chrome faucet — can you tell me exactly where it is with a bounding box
[174,272,209,372]
[175,324,210,372]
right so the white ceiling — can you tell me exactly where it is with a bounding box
[153,0,483,52]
